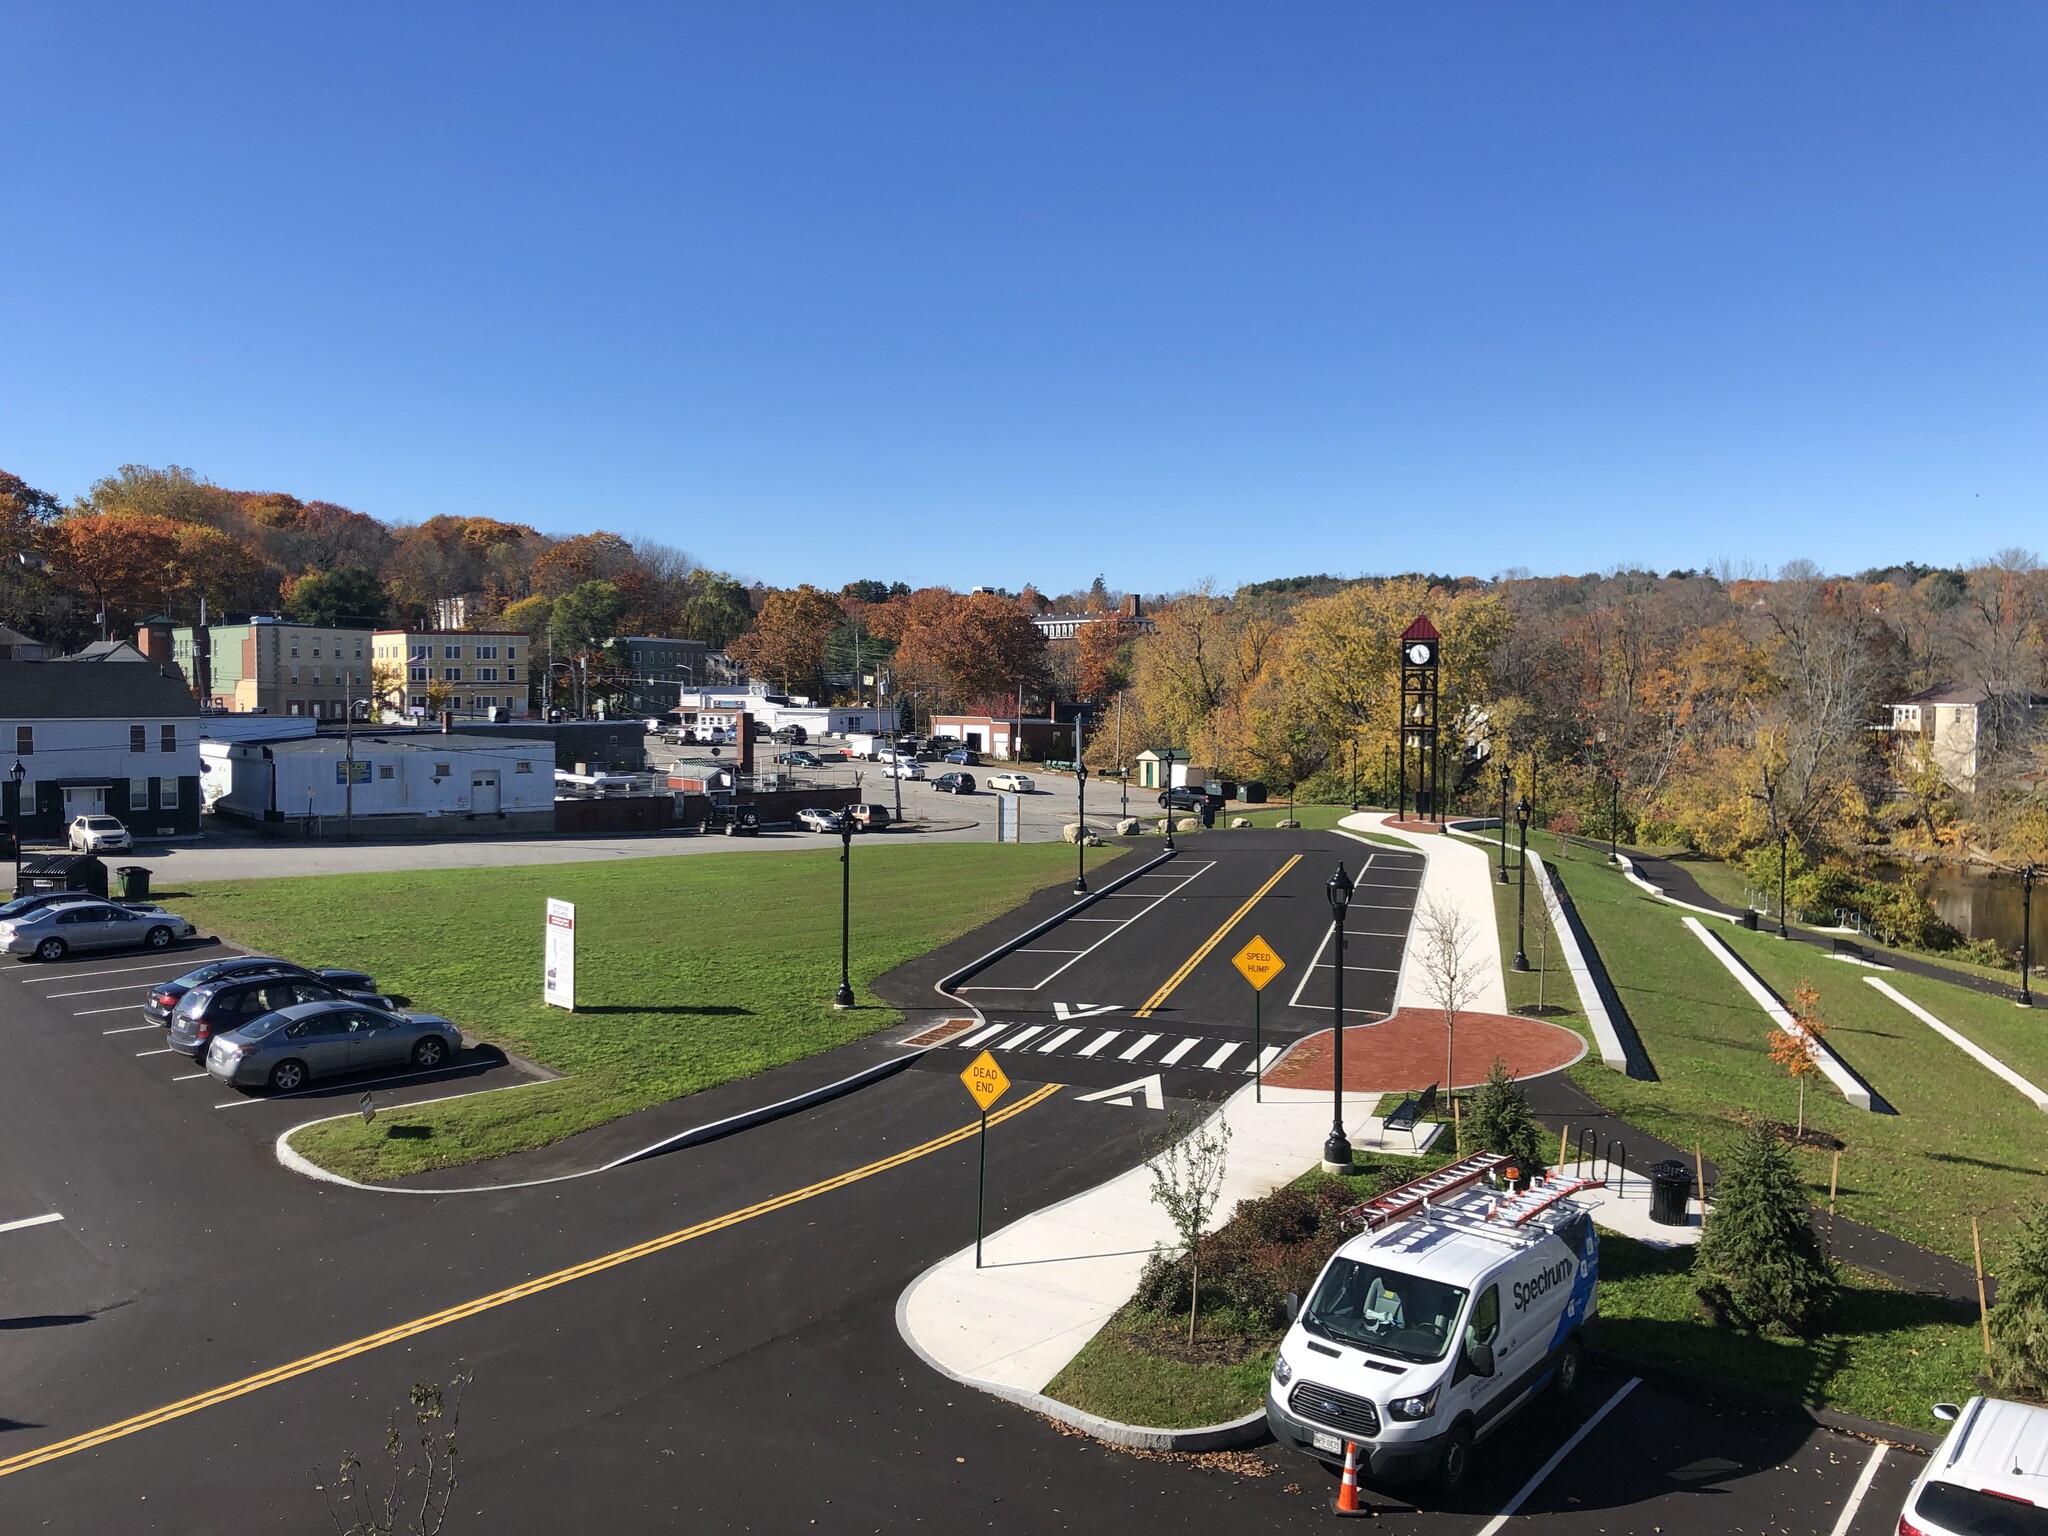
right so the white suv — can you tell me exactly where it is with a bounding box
[1899,1396,2048,1534]
[68,815,133,853]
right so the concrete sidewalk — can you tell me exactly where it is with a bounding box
[898,1085,1435,1402]
[1340,810,1509,1015]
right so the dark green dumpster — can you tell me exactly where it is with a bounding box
[115,865,151,900]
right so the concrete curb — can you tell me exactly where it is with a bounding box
[892,1254,1271,1451]
[934,847,1180,1000]
[1533,853,1658,1080]
[274,1050,928,1194]
[1864,976,2048,1111]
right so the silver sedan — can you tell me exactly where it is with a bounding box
[0,899,195,962]
[206,998,464,1094]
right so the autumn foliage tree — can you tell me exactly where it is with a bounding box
[1768,983,1829,1141]
[725,584,844,693]
[44,512,183,629]
[886,588,1050,710]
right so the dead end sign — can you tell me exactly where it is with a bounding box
[961,1050,1010,1113]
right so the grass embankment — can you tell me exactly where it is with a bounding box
[1545,840,2047,1268]
[174,842,1088,1180]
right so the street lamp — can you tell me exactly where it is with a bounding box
[1160,749,1179,853]
[1073,757,1090,895]
[8,759,24,893]
[833,813,856,1009]
[1777,829,1790,939]
[1497,760,1512,884]
[2015,868,2031,1011]
[1323,863,1355,1173]
[1513,797,1532,972]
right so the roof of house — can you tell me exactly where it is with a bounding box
[251,732,554,756]
[56,640,149,663]
[1896,682,2045,707]
[0,624,45,648]
[0,663,200,719]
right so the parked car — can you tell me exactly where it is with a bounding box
[848,803,891,831]
[931,771,977,795]
[0,899,194,962]
[796,807,848,833]
[771,725,808,744]
[1,891,176,926]
[206,999,464,1094]
[776,749,823,768]
[704,803,760,836]
[885,759,926,780]
[145,956,384,1025]
[943,749,981,766]
[1158,786,1218,812]
[169,972,380,1061]
[987,772,1035,793]
[1899,1396,2048,1536]
[67,815,132,853]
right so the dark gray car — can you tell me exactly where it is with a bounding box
[168,973,369,1061]
[206,999,464,1094]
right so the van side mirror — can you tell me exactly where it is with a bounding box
[1464,1337,1495,1378]
[1932,1402,1961,1423]
[1284,1292,1300,1324]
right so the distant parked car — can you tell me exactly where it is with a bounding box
[931,771,977,795]
[0,891,174,926]
[1158,786,1216,812]
[169,972,381,1061]
[206,999,464,1094]
[776,750,823,768]
[848,803,891,831]
[987,772,1035,793]
[1,899,193,962]
[145,956,384,1026]
[943,749,981,766]
[68,815,132,853]
[796,807,847,833]
[885,760,925,780]
[771,724,808,744]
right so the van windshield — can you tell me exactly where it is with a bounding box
[1303,1258,1468,1363]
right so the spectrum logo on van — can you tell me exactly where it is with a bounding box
[1513,1258,1575,1312]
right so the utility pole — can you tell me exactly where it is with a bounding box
[343,668,355,842]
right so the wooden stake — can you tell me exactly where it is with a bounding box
[1452,1095,1462,1153]
[1694,1139,1707,1219]
[1973,1218,1992,1358]
[1828,1150,1840,1216]
[1559,1123,1571,1176]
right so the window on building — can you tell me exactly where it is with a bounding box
[354,644,363,659]
[632,649,643,664]
[443,667,462,681]
[507,668,522,683]
[289,666,300,685]
[310,666,322,686]
[478,667,498,682]
[435,762,452,776]
[161,724,176,752]
[514,760,533,773]
[408,695,426,711]
[506,646,518,662]
[444,644,460,659]
[161,779,179,810]
[476,644,497,660]
[312,645,321,658]
[310,701,324,718]
[379,764,395,780]
[411,643,429,660]
[15,725,31,755]
[409,666,428,682]
[130,724,147,753]
[131,781,150,809]
[288,702,302,716]
[449,696,464,709]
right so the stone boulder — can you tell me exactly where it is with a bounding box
[1116,817,1143,837]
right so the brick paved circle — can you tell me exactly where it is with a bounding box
[1262,1007,1586,1093]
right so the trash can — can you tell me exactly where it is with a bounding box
[1737,909,1759,931]
[1649,1160,1692,1226]
[115,865,151,901]
[1236,781,1267,804]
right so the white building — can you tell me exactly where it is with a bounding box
[1,657,202,838]
[672,685,894,738]
[201,732,556,836]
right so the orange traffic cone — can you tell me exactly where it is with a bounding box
[1331,1438,1372,1516]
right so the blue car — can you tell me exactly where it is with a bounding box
[944,748,981,766]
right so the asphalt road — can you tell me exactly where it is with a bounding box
[0,831,1928,1533]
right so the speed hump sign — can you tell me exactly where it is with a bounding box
[961,1050,1011,1113]
[1231,935,1285,991]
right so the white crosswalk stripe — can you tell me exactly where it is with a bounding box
[1036,1027,1082,1053]
[994,1025,1045,1050]
[955,1024,1006,1049]
[1117,1032,1161,1061]
[936,1023,1289,1075]
[1158,1037,1202,1066]
[1076,1030,1121,1057]
[1202,1042,1241,1070]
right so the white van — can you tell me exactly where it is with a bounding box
[1266,1153,1601,1489]
[1898,1396,2048,1535]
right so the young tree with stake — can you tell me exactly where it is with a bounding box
[1146,1110,1233,1344]
[1416,895,1484,1147]
[1768,982,1828,1141]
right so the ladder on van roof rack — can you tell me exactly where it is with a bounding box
[1342,1152,1511,1232]
[1485,1169,1607,1227]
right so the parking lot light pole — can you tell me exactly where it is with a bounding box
[1073,757,1090,895]
[1513,796,1532,972]
[833,816,856,1009]
[2020,865,2035,1008]
[8,759,23,893]
[1323,863,1355,1173]
[1497,761,1511,883]
[1161,749,1178,853]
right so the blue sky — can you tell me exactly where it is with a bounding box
[3,3,2043,592]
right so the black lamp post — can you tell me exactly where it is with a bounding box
[1777,828,1790,938]
[2015,868,2031,1011]
[1323,863,1355,1172]
[1497,761,1512,884]
[1513,796,1532,972]
[833,813,856,1009]
[1073,757,1090,895]
[1382,743,1391,809]
[1607,773,1620,864]
[1348,736,1357,811]
[1160,749,1178,853]
[7,759,24,894]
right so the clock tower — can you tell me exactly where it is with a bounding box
[1397,616,1441,823]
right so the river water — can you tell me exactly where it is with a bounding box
[1882,863,2037,956]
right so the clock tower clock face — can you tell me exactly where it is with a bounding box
[1405,641,1436,667]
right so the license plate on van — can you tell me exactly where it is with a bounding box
[1312,1430,1344,1455]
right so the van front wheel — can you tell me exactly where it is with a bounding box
[1437,1422,1473,1492]
[1553,1336,1583,1403]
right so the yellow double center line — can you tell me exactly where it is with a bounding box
[0,1081,1062,1481]
[1134,854,1301,1017]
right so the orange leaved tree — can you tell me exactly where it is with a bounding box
[1768,982,1828,1140]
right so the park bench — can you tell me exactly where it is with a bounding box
[1382,1082,1439,1148]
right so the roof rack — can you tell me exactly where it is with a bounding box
[1486,1169,1606,1226]
[1341,1152,1510,1232]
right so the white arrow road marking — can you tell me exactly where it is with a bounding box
[1076,1075,1165,1110]
[1054,1003,1121,1021]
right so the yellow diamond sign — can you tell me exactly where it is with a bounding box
[1231,935,1285,992]
[961,1050,1011,1113]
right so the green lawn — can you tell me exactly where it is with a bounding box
[173,841,1091,1180]
[1547,842,2048,1268]
[1878,971,2048,1090]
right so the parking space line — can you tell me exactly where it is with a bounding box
[1016,948,1086,955]
[20,961,191,984]
[1827,1444,1887,1536]
[1286,925,1339,1010]
[959,861,1218,993]
[1036,1027,1082,1053]
[75,1004,146,1016]
[994,1025,1045,1050]
[171,1071,210,1082]
[1473,1377,1638,1535]
[0,1212,65,1235]
[135,1047,174,1057]
[1202,1042,1241,1070]
[1117,1032,1161,1061]
[954,1024,1007,1049]
[1076,1030,1122,1057]
[1134,855,1301,1017]
[46,982,162,999]
[1158,1037,1202,1066]
[102,1023,159,1035]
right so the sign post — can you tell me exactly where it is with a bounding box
[960,1049,1011,1267]
[1231,935,1285,1102]
[544,898,576,1011]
